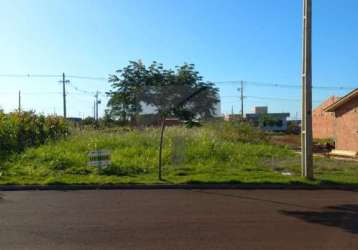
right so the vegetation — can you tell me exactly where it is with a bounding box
[107,61,220,179]
[0,121,357,185]
[0,111,68,160]
[106,61,219,123]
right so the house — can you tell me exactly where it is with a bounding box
[246,106,290,132]
[224,114,243,121]
[324,88,358,156]
[138,94,222,126]
[312,96,338,139]
[138,114,181,126]
[287,120,301,134]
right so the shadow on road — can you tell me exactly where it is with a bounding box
[279,204,358,234]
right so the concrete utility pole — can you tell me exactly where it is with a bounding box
[18,90,21,112]
[240,80,244,118]
[237,81,244,118]
[61,73,70,119]
[94,91,101,121]
[93,100,96,119]
[301,0,313,178]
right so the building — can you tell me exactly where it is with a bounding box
[246,106,290,132]
[253,106,268,115]
[224,114,243,121]
[324,89,358,156]
[138,94,222,126]
[312,96,338,139]
[287,120,301,134]
[139,93,222,125]
[67,117,82,124]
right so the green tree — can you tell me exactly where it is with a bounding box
[107,61,219,123]
[141,63,219,121]
[107,61,219,180]
[107,60,148,124]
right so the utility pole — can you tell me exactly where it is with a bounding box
[93,100,96,120]
[18,90,21,112]
[301,0,313,178]
[237,81,244,119]
[240,80,244,118]
[94,91,101,121]
[60,73,70,119]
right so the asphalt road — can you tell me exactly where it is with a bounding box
[0,189,357,250]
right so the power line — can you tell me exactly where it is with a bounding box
[215,80,355,91]
[246,95,322,103]
[222,95,323,103]
[68,83,96,95]
[0,91,61,95]
[0,74,61,78]
[0,74,107,80]
[67,75,107,81]
[67,82,107,97]
[0,73,355,91]
[248,81,354,90]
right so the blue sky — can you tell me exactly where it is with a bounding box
[0,0,357,118]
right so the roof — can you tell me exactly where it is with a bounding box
[313,96,338,112]
[324,88,358,112]
[246,113,290,117]
[246,113,290,118]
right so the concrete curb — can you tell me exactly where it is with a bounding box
[1,184,358,191]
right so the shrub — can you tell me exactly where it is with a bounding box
[0,112,69,159]
[207,120,269,144]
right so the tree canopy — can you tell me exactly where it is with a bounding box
[106,61,219,124]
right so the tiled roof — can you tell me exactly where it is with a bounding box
[324,88,358,112]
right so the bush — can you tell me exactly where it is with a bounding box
[207,120,269,144]
[0,111,69,159]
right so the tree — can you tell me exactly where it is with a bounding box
[81,116,96,126]
[155,85,210,180]
[107,60,148,124]
[140,63,219,120]
[107,61,219,123]
[107,61,219,180]
[259,115,282,127]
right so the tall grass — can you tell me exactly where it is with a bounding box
[1,122,298,184]
[3,120,355,185]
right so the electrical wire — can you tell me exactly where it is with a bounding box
[214,80,356,91]
[0,73,355,90]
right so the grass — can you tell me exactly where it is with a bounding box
[0,122,357,186]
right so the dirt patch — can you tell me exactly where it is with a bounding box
[270,134,301,150]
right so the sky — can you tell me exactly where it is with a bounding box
[0,0,357,118]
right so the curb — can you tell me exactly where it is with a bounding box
[1,184,358,191]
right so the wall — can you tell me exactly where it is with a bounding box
[312,97,337,139]
[334,98,358,152]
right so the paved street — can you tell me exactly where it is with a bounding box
[0,189,357,250]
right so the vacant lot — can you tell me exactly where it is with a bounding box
[0,122,357,185]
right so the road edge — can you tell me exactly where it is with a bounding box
[1,184,358,191]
